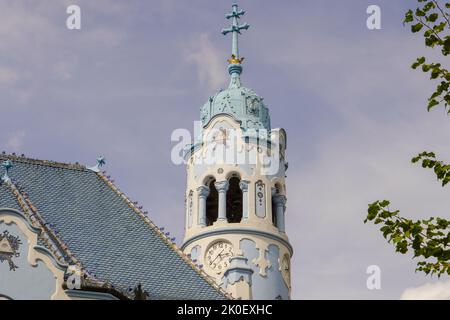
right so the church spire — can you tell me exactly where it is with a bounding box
[183,2,291,300]
[221,3,250,88]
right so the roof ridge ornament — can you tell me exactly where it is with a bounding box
[1,160,13,183]
[221,3,250,87]
[87,156,106,173]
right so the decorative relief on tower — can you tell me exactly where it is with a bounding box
[218,93,233,113]
[279,254,291,289]
[213,128,228,146]
[187,190,193,228]
[255,180,266,218]
[201,106,209,123]
[0,230,22,271]
[262,108,270,127]
[229,74,240,88]
[246,119,260,129]
[252,243,271,277]
[246,96,260,117]
[190,245,201,262]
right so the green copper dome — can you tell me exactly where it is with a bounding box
[200,82,271,130]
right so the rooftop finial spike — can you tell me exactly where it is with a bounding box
[221,3,250,80]
[87,156,106,173]
[2,160,13,183]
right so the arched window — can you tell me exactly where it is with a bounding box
[226,177,243,223]
[272,184,282,227]
[206,178,218,226]
[272,197,278,227]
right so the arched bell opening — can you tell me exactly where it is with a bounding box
[226,176,243,223]
[205,178,218,226]
[272,183,283,228]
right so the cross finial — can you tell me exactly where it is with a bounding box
[87,156,106,173]
[221,3,250,74]
[96,156,106,167]
[2,160,13,183]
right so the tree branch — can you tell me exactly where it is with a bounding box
[414,15,444,42]
[433,1,450,29]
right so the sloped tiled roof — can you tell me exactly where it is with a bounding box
[0,183,21,212]
[0,154,227,300]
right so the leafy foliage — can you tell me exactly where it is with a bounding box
[365,200,450,277]
[365,152,450,276]
[411,151,450,186]
[365,1,450,277]
[365,153,450,277]
[404,1,450,111]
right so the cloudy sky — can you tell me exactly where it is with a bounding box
[1,0,449,299]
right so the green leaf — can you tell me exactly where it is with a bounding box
[427,13,438,22]
[416,8,425,17]
[379,200,390,207]
[422,64,431,72]
[412,235,422,250]
[412,23,424,33]
[428,99,439,110]
[430,69,440,79]
[425,35,439,47]
[404,9,414,23]
[412,56,426,69]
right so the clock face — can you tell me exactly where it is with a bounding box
[205,241,234,274]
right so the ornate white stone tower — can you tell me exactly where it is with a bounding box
[181,3,292,300]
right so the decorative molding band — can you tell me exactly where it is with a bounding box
[33,246,69,270]
[0,208,41,234]
[64,289,119,300]
[182,227,293,255]
[0,208,69,300]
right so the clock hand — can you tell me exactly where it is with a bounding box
[218,251,233,263]
[210,249,225,264]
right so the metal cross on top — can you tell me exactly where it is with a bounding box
[221,3,250,63]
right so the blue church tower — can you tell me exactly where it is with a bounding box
[181,4,292,300]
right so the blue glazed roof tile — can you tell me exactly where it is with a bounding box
[0,183,22,211]
[0,155,226,300]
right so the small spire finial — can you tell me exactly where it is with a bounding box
[222,3,250,78]
[2,160,13,183]
[87,156,106,173]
